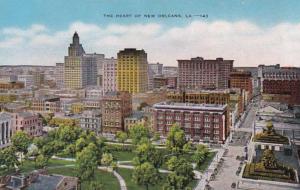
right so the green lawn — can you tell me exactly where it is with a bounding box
[118,168,198,190]
[111,150,136,161]
[0,159,75,176]
[48,167,120,190]
[198,151,216,172]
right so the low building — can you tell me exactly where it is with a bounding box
[13,112,42,137]
[124,111,145,131]
[0,112,13,149]
[85,86,103,99]
[153,102,230,143]
[5,170,78,190]
[101,91,132,133]
[80,110,101,135]
[0,81,24,90]
[2,102,28,113]
[31,96,61,113]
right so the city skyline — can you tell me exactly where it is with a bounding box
[1,1,300,67]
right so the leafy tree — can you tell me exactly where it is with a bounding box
[75,137,88,152]
[88,181,103,190]
[192,144,209,169]
[116,131,128,147]
[134,142,162,168]
[111,161,118,172]
[164,173,187,190]
[101,153,113,168]
[0,146,19,170]
[12,131,32,164]
[183,141,193,153]
[166,156,194,185]
[132,162,159,190]
[57,125,82,143]
[166,124,186,153]
[152,132,161,142]
[35,154,48,168]
[129,124,150,144]
[76,143,98,181]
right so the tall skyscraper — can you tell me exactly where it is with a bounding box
[178,57,233,90]
[117,48,148,93]
[64,32,97,89]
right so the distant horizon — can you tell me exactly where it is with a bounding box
[1,0,300,67]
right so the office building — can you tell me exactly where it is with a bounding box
[103,57,118,94]
[55,63,65,89]
[117,48,148,93]
[153,102,229,143]
[178,57,233,90]
[101,91,132,133]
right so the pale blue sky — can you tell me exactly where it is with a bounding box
[0,0,299,30]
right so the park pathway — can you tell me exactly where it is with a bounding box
[51,156,128,190]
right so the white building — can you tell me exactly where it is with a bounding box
[80,110,102,135]
[0,112,13,149]
[103,57,117,94]
[17,75,34,89]
[85,86,103,99]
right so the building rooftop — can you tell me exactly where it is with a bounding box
[17,111,35,118]
[153,101,227,111]
[0,111,12,120]
[27,175,64,190]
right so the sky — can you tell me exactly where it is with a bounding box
[1,0,300,67]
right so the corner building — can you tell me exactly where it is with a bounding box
[153,102,229,144]
[117,48,148,93]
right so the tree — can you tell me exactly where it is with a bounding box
[101,153,113,169]
[75,137,88,152]
[12,131,32,164]
[152,132,161,142]
[166,124,186,153]
[57,125,82,143]
[183,141,193,153]
[166,156,194,186]
[132,162,159,190]
[134,142,162,168]
[76,143,98,181]
[116,131,128,147]
[164,173,187,190]
[192,144,209,169]
[129,124,150,144]
[88,181,103,190]
[0,146,19,170]
[35,154,48,168]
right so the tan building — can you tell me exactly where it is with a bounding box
[117,48,148,93]
[31,96,61,113]
[101,91,132,133]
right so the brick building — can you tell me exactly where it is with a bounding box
[101,91,132,133]
[12,112,43,137]
[153,102,229,143]
[178,57,233,90]
[262,78,300,105]
[0,81,24,90]
[229,71,253,100]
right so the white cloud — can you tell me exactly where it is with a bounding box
[0,21,300,67]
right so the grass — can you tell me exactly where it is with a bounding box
[48,167,120,190]
[198,151,217,172]
[111,150,136,161]
[118,168,198,190]
[0,159,74,176]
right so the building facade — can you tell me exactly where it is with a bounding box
[103,57,118,94]
[229,71,253,100]
[178,57,233,90]
[31,96,61,113]
[80,110,102,135]
[101,92,132,133]
[117,48,148,93]
[153,102,229,143]
[13,112,42,137]
[0,81,24,90]
[0,112,13,149]
[55,63,65,89]
[64,32,97,89]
